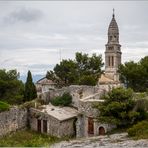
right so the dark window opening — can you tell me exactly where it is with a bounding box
[43,120,47,133]
[37,119,41,132]
[99,127,105,135]
[108,57,110,67]
[112,56,114,67]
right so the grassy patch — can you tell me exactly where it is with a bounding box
[0,130,64,147]
[127,120,148,140]
[107,127,128,135]
[0,101,10,112]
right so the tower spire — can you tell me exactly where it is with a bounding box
[105,9,122,81]
[113,8,115,18]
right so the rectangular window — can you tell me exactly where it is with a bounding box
[112,56,114,67]
[108,56,110,66]
[37,119,41,133]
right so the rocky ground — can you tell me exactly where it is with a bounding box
[51,133,148,148]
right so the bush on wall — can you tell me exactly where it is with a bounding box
[0,101,10,112]
[51,92,72,106]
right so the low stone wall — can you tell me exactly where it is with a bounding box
[0,107,28,137]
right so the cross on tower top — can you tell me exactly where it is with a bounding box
[113,8,115,18]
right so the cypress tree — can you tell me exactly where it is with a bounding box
[24,70,37,101]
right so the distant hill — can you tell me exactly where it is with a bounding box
[19,74,45,83]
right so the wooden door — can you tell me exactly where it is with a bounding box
[37,119,41,132]
[99,127,105,135]
[88,117,94,134]
[43,120,47,133]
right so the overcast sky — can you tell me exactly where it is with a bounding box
[0,1,148,76]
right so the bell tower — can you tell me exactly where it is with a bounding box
[105,9,122,81]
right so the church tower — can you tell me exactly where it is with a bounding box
[105,9,122,81]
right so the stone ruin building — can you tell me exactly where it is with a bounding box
[30,11,123,138]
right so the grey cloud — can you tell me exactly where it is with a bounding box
[25,64,55,75]
[0,1,148,76]
[27,64,54,69]
[3,7,43,24]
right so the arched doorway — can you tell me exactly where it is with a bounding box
[99,126,105,135]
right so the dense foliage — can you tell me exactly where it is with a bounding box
[46,52,103,87]
[24,71,37,101]
[0,101,10,112]
[119,56,148,92]
[51,92,72,106]
[128,120,148,139]
[0,69,24,104]
[95,87,147,127]
[79,75,96,86]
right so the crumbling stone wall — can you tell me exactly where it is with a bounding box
[0,107,27,137]
[99,83,124,92]
[42,85,101,108]
[79,101,98,117]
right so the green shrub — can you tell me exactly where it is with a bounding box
[128,120,148,139]
[51,92,72,106]
[0,101,10,112]
[79,75,96,86]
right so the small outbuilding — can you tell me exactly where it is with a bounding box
[29,104,79,138]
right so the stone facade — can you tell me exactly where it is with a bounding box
[0,107,28,137]
[76,96,116,137]
[105,11,122,81]
[36,77,56,99]
[29,107,77,138]
[33,84,116,138]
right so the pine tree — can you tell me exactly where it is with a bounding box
[24,70,37,101]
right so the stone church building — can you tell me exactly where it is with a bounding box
[30,11,123,138]
[99,10,122,91]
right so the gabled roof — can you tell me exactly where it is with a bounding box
[36,77,56,85]
[40,104,79,121]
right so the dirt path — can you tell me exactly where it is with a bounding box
[51,133,148,148]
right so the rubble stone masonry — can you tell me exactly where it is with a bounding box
[0,107,28,137]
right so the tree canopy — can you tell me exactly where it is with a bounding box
[46,52,104,87]
[0,69,24,104]
[24,70,37,101]
[95,87,147,127]
[119,56,148,92]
